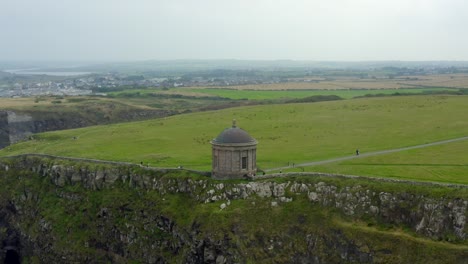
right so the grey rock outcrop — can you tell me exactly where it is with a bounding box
[2,156,465,241]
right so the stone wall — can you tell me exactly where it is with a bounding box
[0,110,59,149]
[0,111,10,149]
[5,111,34,145]
[212,145,257,180]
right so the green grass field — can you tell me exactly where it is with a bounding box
[108,87,455,100]
[2,95,468,184]
[172,87,455,100]
[293,139,468,184]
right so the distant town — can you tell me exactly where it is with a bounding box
[0,72,171,97]
[1,60,468,98]
[0,71,286,98]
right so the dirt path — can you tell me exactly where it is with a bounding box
[265,136,468,172]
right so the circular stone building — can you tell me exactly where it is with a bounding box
[211,120,257,180]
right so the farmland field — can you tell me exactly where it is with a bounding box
[1,95,468,184]
[171,87,455,100]
[0,93,236,115]
[225,74,468,90]
[104,74,468,100]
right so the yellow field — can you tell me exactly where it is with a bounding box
[0,96,157,114]
[221,74,468,90]
[0,97,54,108]
[402,73,468,88]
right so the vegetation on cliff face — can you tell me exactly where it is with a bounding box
[0,157,467,263]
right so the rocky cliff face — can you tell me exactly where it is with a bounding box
[0,156,467,263]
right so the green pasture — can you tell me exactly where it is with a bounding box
[290,139,468,184]
[170,87,454,100]
[2,95,468,184]
[107,87,455,100]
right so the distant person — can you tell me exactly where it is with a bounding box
[356,149,360,156]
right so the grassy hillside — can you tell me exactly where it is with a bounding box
[1,95,468,184]
[297,139,468,184]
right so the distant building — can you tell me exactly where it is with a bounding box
[211,120,257,180]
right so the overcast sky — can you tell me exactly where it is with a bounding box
[1,0,468,61]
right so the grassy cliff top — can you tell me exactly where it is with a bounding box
[2,95,468,184]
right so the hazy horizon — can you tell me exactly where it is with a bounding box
[2,0,468,61]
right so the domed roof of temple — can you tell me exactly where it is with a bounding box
[212,120,256,144]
